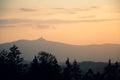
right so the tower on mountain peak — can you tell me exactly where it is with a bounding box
[38,37,46,41]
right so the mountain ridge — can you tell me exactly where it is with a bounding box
[0,38,120,62]
[0,37,120,46]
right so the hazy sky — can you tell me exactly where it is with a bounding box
[0,0,120,45]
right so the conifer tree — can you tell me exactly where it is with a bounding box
[0,45,24,80]
[72,60,82,80]
[63,58,72,80]
[83,68,95,80]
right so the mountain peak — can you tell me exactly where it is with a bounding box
[37,37,46,41]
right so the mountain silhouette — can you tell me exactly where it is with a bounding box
[0,38,120,62]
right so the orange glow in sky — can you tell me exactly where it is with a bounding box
[0,0,120,45]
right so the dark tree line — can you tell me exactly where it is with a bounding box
[0,45,120,80]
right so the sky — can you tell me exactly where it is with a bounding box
[0,0,120,45]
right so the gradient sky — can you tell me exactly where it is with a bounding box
[0,0,120,45]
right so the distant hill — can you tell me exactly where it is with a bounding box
[0,37,120,62]
[60,61,108,73]
[79,61,107,73]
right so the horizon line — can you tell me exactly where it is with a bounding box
[0,37,120,46]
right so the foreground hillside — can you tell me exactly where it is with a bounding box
[0,45,120,80]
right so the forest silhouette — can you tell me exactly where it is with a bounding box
[0,45,120,80]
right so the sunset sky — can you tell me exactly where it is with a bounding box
[0,0,120,45]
